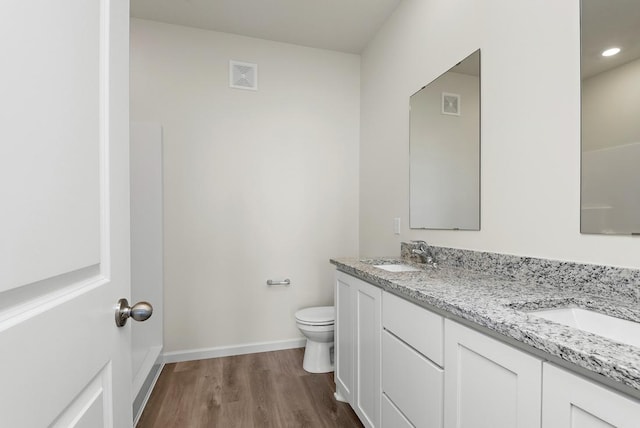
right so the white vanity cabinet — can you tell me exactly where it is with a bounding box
[335,271,382,428]
[335,269,640,428]
[382,291,444,428]
[542,363,640,427]
[443,319,542,428]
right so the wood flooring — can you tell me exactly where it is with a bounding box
[137,348,363,428]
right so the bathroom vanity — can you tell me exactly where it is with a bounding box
[331,245,640,428]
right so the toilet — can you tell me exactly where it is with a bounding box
[295,306,335,373]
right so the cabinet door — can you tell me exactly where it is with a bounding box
[354,278,382,428]
[543,363,640,428]
[444,320,542,428]
[335,272,354,403]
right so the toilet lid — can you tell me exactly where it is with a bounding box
[295,306,334,325]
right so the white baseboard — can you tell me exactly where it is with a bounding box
[335,383,349,403]
[162,338,307,364]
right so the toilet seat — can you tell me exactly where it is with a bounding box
[295,306,334,326]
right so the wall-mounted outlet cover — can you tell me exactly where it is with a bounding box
[394,217,401,235]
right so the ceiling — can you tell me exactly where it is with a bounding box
[130,0,401,54]
[581,0,640,78]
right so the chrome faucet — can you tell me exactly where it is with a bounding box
[411,240,438,268]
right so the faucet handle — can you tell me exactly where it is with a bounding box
[411,240,428,251]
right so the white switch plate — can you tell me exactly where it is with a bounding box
[394,217,401,235]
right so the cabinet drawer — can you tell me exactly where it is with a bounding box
[383,291,443,365]
[382,393,414,428]
[383,330,443,428]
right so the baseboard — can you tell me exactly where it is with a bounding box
[334,391,348,403]
[335,384,349,403]
[162,338,307,364]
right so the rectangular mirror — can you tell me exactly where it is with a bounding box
[581,0,640,234]
[410,49,480,230]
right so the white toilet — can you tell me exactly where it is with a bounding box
[295,306,335,373]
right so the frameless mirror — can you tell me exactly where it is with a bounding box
[410,50,480,230]
[581,0,640,234]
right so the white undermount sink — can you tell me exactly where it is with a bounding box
[529,307,640,348]
[373,264,422,272]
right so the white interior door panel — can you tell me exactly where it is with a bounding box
[0,0,132,426]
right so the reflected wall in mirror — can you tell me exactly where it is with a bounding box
[410,49,480,230]
[581,0,640,234]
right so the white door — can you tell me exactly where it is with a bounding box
[0,1,132,427]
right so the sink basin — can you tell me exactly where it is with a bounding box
[373,264,422,272]
[529,307,640,348]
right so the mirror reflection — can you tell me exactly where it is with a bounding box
[581,0,640,234]
[410,50,480,230]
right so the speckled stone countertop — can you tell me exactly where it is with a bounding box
[330,244,640,397]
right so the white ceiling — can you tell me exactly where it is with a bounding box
[581,0,640,78]
[130,0,401,53]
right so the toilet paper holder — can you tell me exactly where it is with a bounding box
[267,279,291,286]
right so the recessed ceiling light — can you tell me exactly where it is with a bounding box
[602,47,621,57]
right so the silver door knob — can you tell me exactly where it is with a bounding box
[115,298,153,327]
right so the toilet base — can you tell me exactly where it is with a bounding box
[302,339,334,373]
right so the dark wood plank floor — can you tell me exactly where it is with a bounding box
[137,348,363,428]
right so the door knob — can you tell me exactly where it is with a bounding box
[115,298,153,327]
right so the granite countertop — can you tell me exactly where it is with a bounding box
[330,255,640,396]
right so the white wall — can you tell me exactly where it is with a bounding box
[130,19,360,353]
[360,0,640,268]
[581,58,640,234]
[582,58,640,151]
[582,143,640,233]
[130,122,164,418]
